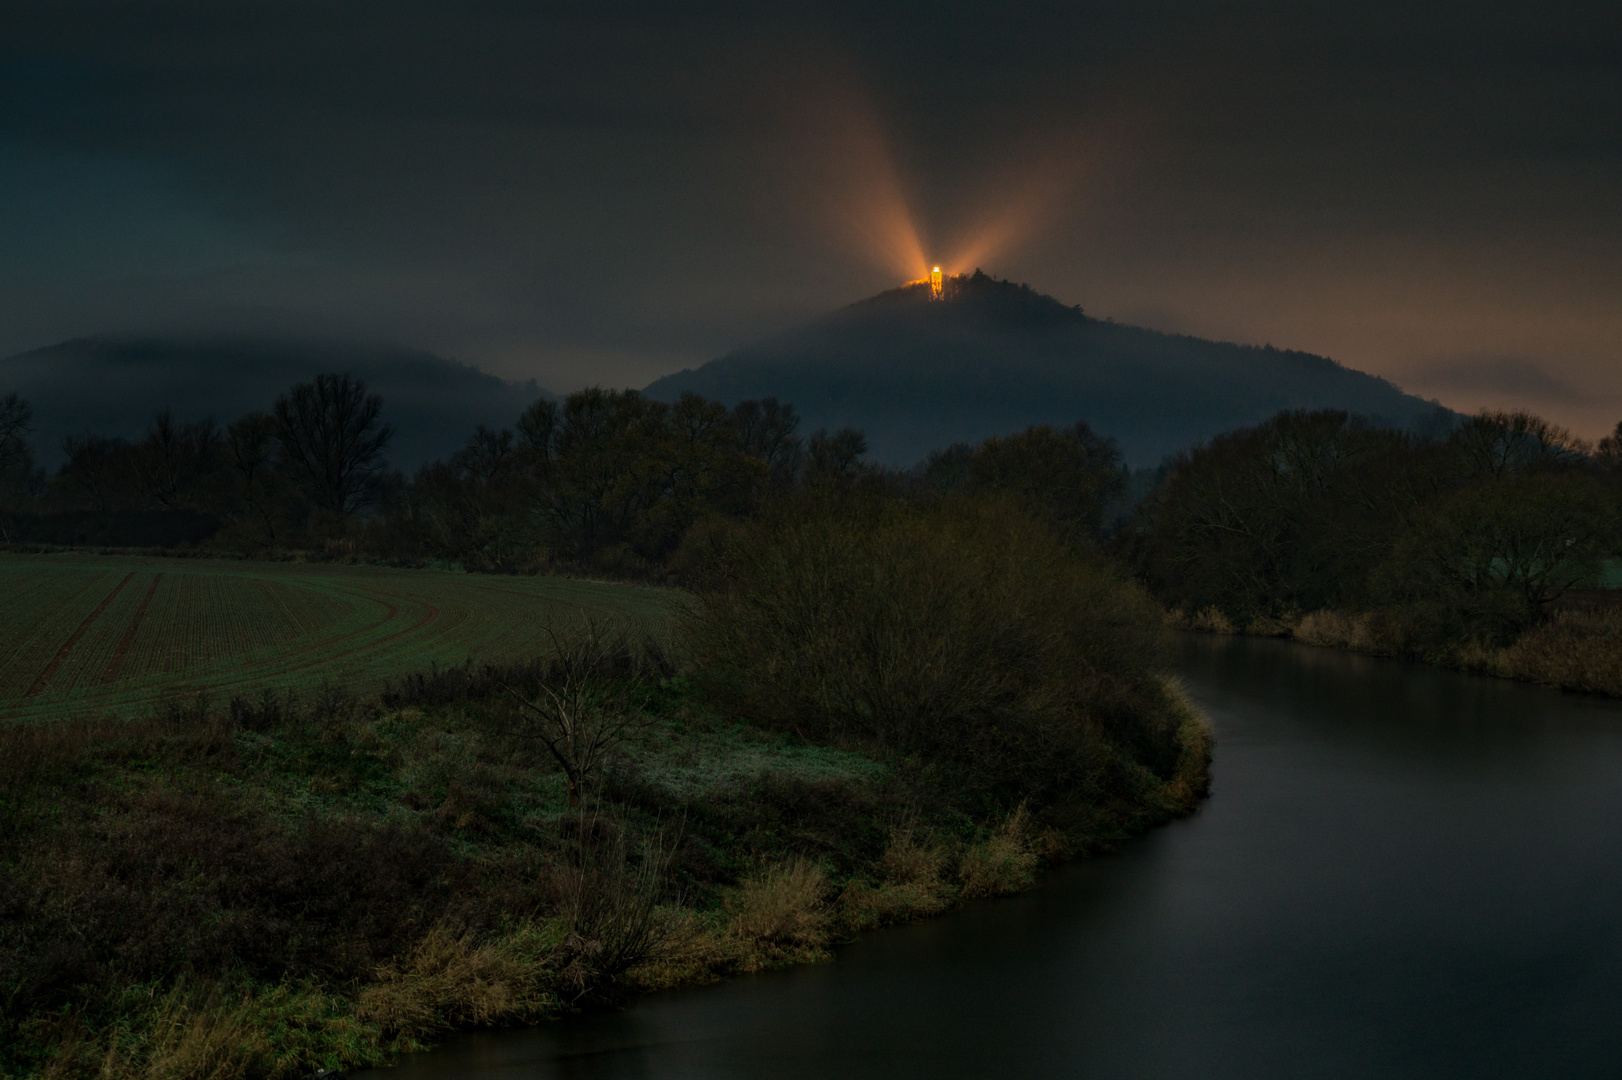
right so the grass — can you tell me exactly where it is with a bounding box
[0,553,676,723]
[1,661,1210,1080]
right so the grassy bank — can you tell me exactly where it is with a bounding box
[0,674,1209,1080]
[1172,598,1622,697]
[3,495,1210,1080]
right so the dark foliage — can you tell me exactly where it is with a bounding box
[1130,407,1622,649]
[915,421,1125,547]
[680,491,1188,807]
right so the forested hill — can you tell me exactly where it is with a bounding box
[0,336,548,470]
[644,271,1447,467]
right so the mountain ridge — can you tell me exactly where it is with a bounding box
[0,334,550,471]
[646,271,1447,467]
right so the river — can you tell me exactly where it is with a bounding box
[360,634,1622,1078]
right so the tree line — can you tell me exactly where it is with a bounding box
[1124,407,1622,650]
[0,375,1130,572]
[7,370,1618,656]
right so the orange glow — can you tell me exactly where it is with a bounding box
[774,50,1149,291]
[779,66,926,281]
[930,266,943,299]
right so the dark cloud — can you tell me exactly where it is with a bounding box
[1,2,1619,433]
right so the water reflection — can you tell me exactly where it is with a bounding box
[360,635,1622,1079]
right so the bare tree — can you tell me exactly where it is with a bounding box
[0,392,32,476]
[227,411,291,542]
[273,373,393,515]
[58,433,134,511]
[805,426,869,484]
[501,620,657,807]
[1598,421,1622,476]
[1451,409,1588,480]
[133,410,222,509]
[0,392,42,522]
[732,397,804,487]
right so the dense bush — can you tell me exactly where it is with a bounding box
[915,422,1126,548]
[680,492,1191,803]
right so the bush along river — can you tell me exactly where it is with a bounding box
[358,633,1622,1079]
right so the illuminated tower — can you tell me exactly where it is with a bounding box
[929,266,943,300]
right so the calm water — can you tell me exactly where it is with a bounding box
[360,635,1622,1079]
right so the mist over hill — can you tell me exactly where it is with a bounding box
[0,336,549,471]
[645,272,1449,467]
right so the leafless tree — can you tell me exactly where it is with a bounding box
[732,396,804,487]
[273,373,393,515]
[805,426,869,484]
[58,433,133,511]
[134,410,221,509]
[501,620,658,808]
[227,411,292,542]
[0,392,32,477]
[0,392,42,524]
[1451,409,1588,480]
[1597,421,1622,476]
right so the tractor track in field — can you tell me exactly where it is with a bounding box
[152,586,441,699]
[102,573,164,685]
[27,572,135,697]
[14,581,429,712]
[0,556,677,720]
[221,589,440,682]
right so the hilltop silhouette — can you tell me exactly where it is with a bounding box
[0,336,549,470]
[645,271,1447,466]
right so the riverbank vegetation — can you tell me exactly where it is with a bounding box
[1,443,1208,1078]
[1127,408,1622,693]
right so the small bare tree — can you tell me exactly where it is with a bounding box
[0,392,32,475]
[502,620,659,807]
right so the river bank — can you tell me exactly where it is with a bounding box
[353,634,1622,1080]
[1170,594,1622,698]
[0,671,1210,1080]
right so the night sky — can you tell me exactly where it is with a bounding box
[4,2,1620,436]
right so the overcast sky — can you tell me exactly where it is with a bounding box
[3,2,1620,436]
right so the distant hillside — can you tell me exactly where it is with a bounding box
[645,272,1448,466]
[0,336,549,471]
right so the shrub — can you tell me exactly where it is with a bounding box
[356,922,558,1042]
[681,492,1185,801]
[839,827,956,930]
[725,859,831,956]
[1490,609,1622,695]
[958,805,1039,899]
[1293,609,1388,652]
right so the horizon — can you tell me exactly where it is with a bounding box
[4,4,1621,439]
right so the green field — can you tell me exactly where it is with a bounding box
[0,553,678,723]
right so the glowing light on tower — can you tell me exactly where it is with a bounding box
[930,266,943,300]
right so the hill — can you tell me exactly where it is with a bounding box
[0,336,549,471]
[644,272,1448,467]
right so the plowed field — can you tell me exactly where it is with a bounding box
[0,554,678,722]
